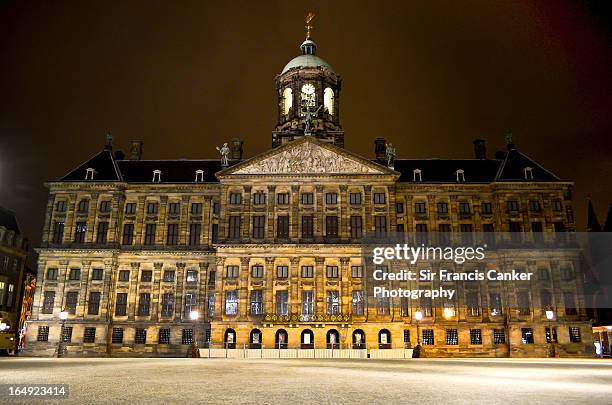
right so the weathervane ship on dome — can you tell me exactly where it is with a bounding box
[305,11,315,38]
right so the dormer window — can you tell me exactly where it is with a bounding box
[456,169,465,182]
[152,169,162,182]
[195,170,204,182]
[85,168,95,180]
[413,169,422,182]
[523,167,533,180]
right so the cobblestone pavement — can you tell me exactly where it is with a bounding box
[1,357,611,404]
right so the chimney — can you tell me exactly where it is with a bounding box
[374,138,386,161]
[473,139,486,159]
[231,138,244,160]
[130,140,143,160]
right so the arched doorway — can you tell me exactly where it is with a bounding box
[275,329,288,349]
[224,328,236,349]
[353,329,366,349]
[327,329,340,349]
[301,329,314,349]
[379,329,391,349]
[250,329,262,349]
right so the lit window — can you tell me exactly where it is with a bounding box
[470,329,482,345]
[446,329,458,345]
[282,87,293,115]
[569,327,581,343]
[324,87,334,115]
[521,328,534,344]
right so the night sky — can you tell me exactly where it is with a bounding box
[1,0,611,253]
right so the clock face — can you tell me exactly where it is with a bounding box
[301,83,315,95]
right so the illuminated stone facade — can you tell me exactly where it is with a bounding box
[25,36,593,357]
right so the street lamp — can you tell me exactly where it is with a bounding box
[57,309,68,358]
[189,310,200,358]
[413,309,423,358]
[545,306,558,358]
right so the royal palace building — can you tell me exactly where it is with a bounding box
[26,31,594,358]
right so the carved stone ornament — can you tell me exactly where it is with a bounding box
[233,141,383,175]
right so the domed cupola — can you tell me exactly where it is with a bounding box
[272,13,344,148]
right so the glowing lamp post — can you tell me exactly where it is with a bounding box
[190,310,200,358]
[412,309,423,358]
[57,309,69,358]
[545,306,558,358]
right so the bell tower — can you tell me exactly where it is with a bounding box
[272,13,344,148]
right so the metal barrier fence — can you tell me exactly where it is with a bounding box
[198,343,413,359]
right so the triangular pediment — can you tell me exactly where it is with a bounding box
[221,137,394,176]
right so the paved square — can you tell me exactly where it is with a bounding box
[1,358,611,403]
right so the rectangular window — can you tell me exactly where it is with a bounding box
[56,200,67,213]
[532,222,543,243]
[301,216,314,238]
[74,222,87,243]
[277,193,290,205]
[161,293,174,317]
[277,215,289,238]
[521,328,534,344]
[118,270,130,282]
[301,265,314,278]
[350,216,362,239]
[144,223,156,245]
[163,270,175,282]
[138,293,151,316]
[540,289,552,309]
[98,201,110,213]
[466,290,480,316]
[538,268,550,280]
[325,193,338,204]
[403,330,411,346]
[141,270,152,282]
[184,293,197,316]
[396,202,405,214]
[529,200,541,211]
[416,223,428,244]
[62,326,73,343]
[276,265,288,279]
[146,202,158,215]
[276,291,289,315]
[166,223,179,245]
[228,216,241,239]
[225,290,238,315]
[423,329,434,345]
[490,293,502,315]
[352,291,364,315]
[302,291,315,316]
[252,216,265,239]
[414,202,427,214]
[88,292,101,315]
[437,202,449,214]
[420,296,433,317]
[562,267,574,281]
[377,296,390,315]
[481,202,493,214]
[446,329,458,345]
[66,269,81,282]
[37,326,49,342]
[112,327,124,344]
[226,265,239,279]
[213,202,220,215]
[91,268,103,281]
[349,193,362,205]
[517,291,531,315]
[438,224,451,244]
[326,265,339,278]
[190,202,203,214]
[181,329,193,345]
[251,264,264,278]
[326,291,340,315]
[135,328,147,344]
[42,291,55,314]
[46,268,58,281]
[115,293,128,316]
[470,329,482,345]
[159,328,170,344]
[186,270,198,283]
[373,192,386,204]
[325,216,338,237]
[250,290,263,315]
[569,327,581,343]
[77,199,89,213]
[229,193,242,205]
[301,193,314,205]
[401,297,410,317]
[189,223,201,246]
[168,202,180,215]
[374,216,387,235]
[52,221,65,244]
[564,292,577,315]
[493,329,506,344]
[458,202,470,214]
[125,202,136,215]
[351,265,363,278]
[507,200,519,212]
[552,199,563,211]
[122,223,134,245]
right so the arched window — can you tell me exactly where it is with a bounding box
[224,328,236,349]
[353,329,366,349]
[324,87,334,115]
[326,329,340,349]
[249,328,262,349]
[379,329,392,349]
[275,329,288,349]
[301,329,314,349]
[282,88,293,116]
